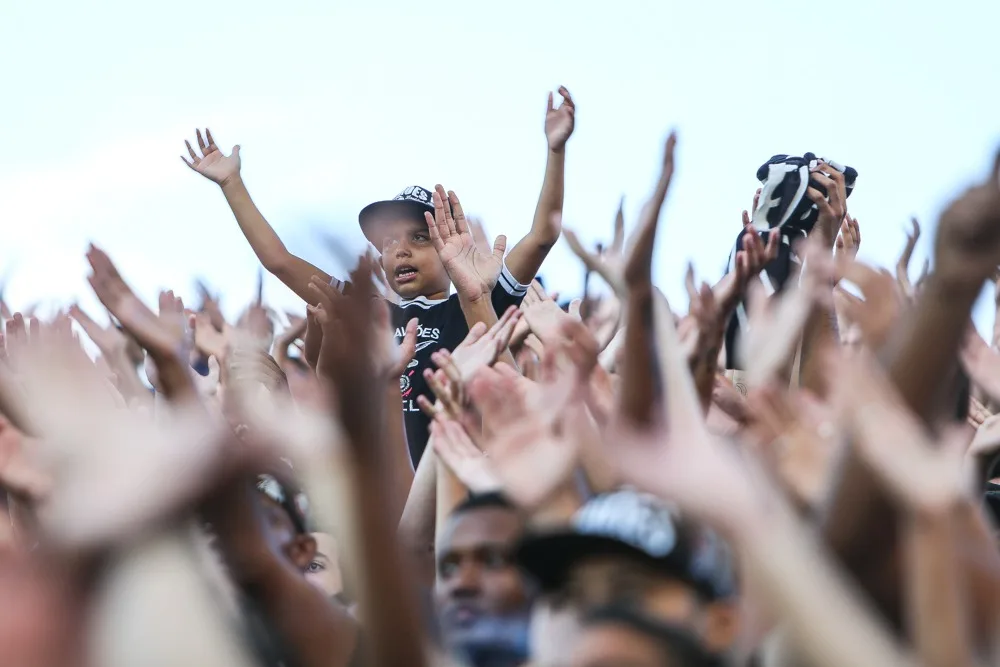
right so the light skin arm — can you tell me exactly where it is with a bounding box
[612,274,916,667]
[836,353,983,667]
[796,163,845,397]
[737,508,919,667]
[505,87,575,284]
[905,513,981,667]
[384,381,415,523]
[397,442,438,587]
[182,129,334,304]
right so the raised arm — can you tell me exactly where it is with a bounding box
[822,153,1000,624]
[505,87,575,284]
[181,129,334,304]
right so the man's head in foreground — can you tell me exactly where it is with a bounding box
[516,489,738,665]
[569,605,718,667]
[434,492,534,666]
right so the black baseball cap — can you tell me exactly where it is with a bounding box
[358,186,435,248]
[515,489,735,601]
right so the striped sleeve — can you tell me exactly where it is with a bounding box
[497,261,529,297]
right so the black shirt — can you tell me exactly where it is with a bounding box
[391,264,527,465]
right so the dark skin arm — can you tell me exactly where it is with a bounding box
[202,475,358,667]
[316,257,429,667]
[618,132,677,425]
[821,153,1000,628]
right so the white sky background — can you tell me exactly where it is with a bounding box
[1,0,999,333]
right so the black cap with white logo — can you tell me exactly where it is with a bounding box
[515,489,735,601]
[358,186,436,248]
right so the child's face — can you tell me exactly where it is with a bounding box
[379,217,450,299]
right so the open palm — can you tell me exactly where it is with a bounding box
[181,128,241,187]
[425,185,505,301]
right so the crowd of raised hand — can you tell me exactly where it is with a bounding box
[3,86,1000,667]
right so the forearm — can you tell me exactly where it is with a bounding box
[884,274,979,416]
[904,511,978,667]
[350,450,428,667]
[953,500,1000,655]
[619,286,657,424]
[398,445,438,586]
[821,276,979,622]
[220,178,332,304]
[798,230,837,397]
[532,149,566,245]
[504,150,566,285]
[798,302,838,397]
[738,508,916,667]
[690,328,725,412]
[148,350,197,403]
[435,456,468,551]
[383,383,414,525]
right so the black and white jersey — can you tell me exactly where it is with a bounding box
[391,264,527,465]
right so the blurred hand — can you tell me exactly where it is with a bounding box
[934,153,1000,292]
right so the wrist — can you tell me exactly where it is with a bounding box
[923,270,982,305]
[219,174,244,192]
[457,287,491,306]
[547,145,566,157]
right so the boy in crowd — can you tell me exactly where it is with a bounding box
[181,87,576,463]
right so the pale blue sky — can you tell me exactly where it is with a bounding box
[1,1,999,330]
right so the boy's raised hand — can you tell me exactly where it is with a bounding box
[181,128,241,188]
[545,86,575,153]
[425,185,506,303]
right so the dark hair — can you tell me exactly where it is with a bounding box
[582,605,718,667]
[451,491,517,517]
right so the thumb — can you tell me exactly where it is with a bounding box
[207,355,221,381]
[232,145,241,159]
[568,299,582,320]
[492,234,507,260]
[402,318,418,355]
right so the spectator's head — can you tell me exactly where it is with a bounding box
[569,605,717,667]
[517,490,738,659]
[255,473,315,572]
[359,186,451,300]
[305,531,344,600]
[434,492,534,663]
